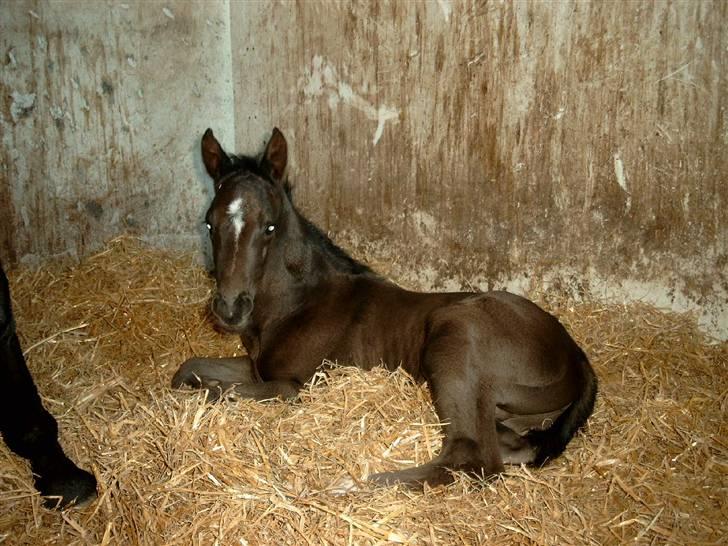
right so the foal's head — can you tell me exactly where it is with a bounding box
[201,128,290,330]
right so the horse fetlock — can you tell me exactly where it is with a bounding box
[435,437,505,480]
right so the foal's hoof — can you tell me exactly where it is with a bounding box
[172,363,230,403]
[329,476,361,496]
[368,471,410,488]
[368,466,454,489]
[171,359,204,389]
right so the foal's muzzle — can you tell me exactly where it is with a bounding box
[212,292,253,327]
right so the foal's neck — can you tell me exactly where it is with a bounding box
[252,200,374,333]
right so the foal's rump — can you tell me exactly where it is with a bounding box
[455,290,584,382]
[436,290,596,463]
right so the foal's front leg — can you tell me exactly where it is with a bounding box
[172,356,300,401]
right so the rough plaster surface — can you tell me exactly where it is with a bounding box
[1,1,726,339]
[0,0,235,263]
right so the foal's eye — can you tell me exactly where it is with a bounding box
[205,223,212,232]
[265,224,276,234]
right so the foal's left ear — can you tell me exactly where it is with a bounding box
[261,127,288,182]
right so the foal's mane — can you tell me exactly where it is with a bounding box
[228,153,373,277]
[296,214,373,276]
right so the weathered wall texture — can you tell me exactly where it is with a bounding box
[233,0,727,339]
[1,1,726,338]
[0,0,235,263]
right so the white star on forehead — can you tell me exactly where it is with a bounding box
[227,197,245,238]
[227,197,244,217]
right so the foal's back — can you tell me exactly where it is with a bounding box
[321,275,467,375]
[311,276,578,387]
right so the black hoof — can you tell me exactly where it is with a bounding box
[368,465,455,489]
[171,358,210,389]
[35,466,97,509]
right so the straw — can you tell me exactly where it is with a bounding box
[0,237,725,545]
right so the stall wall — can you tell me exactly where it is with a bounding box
[0,0,235,263]
[1,1,726,338]
[233,0,727,338]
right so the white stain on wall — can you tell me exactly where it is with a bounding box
[300,56,399,145]
[437,0,452,22]
[412,209,441,244]
[613,151,631,211]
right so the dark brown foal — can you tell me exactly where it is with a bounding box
[173,128,597,488]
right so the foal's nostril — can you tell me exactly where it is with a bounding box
[237,294,253,316]
[212,294,233,321]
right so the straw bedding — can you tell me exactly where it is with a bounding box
[0,237,725,545]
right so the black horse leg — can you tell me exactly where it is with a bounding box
[172,356,300,401]
[0,264,96,508]
[368,375,503,488]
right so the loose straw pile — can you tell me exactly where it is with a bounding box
[0,237,725,544]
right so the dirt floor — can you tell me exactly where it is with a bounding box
[0,238,725,545]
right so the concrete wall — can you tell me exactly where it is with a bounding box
[0,0,235,263]
[1,1,726,338]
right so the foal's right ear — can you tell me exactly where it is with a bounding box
[201,128,232,185]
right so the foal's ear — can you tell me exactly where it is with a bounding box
[261,127,288,182]
[201,128,232,183]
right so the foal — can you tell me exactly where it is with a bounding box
[173,128,597,488]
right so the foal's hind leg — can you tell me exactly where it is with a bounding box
[172,356,257,401]
[369,322,504,488]
[369,377,503,488]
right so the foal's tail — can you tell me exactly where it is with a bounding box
[529,348,598,466]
